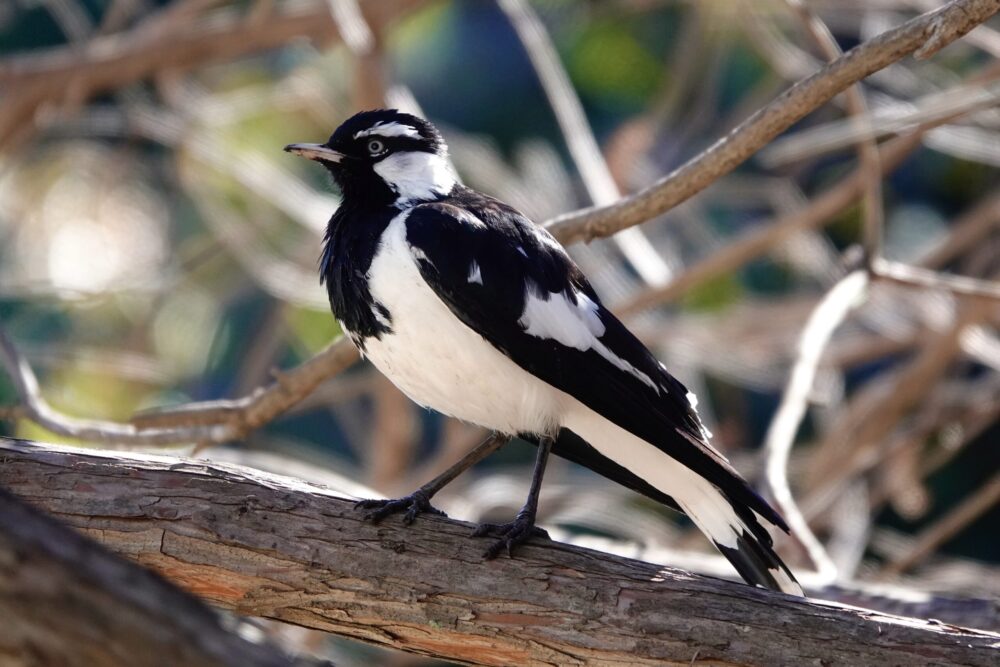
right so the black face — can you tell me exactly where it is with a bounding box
[286,109,445,205]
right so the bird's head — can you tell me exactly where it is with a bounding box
[285,109,456,207]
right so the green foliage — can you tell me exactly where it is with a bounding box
[567,20,661,110]
[680,273,743,312]
[287,305,342,356]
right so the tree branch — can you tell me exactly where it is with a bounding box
[616,129,924,316]
[0,482,325,666]
[783,0,885,263]
[543,0,999,244]
[0,0,426,147]
[871,259,1000,301]
[803,303,993,515]
[499,0,670,287]
[0,324,359,446]
[762,270,870,585]
[879,471,1000,577]
[2,438,997,667]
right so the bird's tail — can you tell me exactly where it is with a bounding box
[674,489,803,596]
[560,408,803,596]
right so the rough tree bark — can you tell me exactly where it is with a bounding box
[0,483,326,667]
[1,438,996,667]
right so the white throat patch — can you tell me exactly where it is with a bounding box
[374,151,457,206]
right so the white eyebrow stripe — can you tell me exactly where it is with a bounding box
[353,121,421,139]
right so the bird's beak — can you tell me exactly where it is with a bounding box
[284,143,345,163]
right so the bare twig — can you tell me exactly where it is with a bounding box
[499,0,670,287]
[616,129,924,316]
[763,270,870,585]
[880,471,1000,576]
[617,74,999,319]
[784,0,885,262]
[759,79,1000,167]
[871,259,1000,300]
[803,304,990,515]
[134,339,359,429]
[325,0,373,55]
[0,0,426,147]
[869,400,1000,514]
[330,0,389,110]
[0,325,231,446]
[0,318,359,446]
[543,0,999,245]
[917,192,1000,268]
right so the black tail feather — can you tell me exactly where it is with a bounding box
[536,430,804,596]
[715,532,802,596]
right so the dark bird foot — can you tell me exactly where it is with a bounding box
[471,513,550,559]
[354,489,446,525]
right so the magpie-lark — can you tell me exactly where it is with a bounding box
[286,109,802,596]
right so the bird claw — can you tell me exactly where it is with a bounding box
[354,489,446,525]
[472,513,549,559]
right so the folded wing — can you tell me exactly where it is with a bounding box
[404,195,800,595]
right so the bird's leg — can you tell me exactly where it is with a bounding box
[355,432,510,525]
[472,435,553,559]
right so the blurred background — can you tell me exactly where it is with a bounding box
[0,0,998,664]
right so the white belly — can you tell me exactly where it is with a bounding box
[357,211,564,436]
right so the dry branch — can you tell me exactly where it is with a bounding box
[2,438,998,667]
[880,471,1000,577]
[803,303,994,514]
[0,0,425,147]
[0,324,359,446]
[783,0,885,261]
[762,270,870,584]
[0,482,322,667]
[543,0,999,244]
[617,130,923,316]
[499,0,671,287]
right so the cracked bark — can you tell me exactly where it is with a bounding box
[0,478,327,667]
[1,438,997,666]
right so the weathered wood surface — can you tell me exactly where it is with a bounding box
[0,482,326,667]
[2,438,997,667]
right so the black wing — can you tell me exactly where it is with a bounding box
[403,190,787,543]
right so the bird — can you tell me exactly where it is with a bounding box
[285,108,802,596]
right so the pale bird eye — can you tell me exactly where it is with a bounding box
[367,139,385,155]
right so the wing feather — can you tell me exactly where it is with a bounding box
[404,196,788,538]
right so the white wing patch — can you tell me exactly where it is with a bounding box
[353,121,421,139]
[372,304,391,328]
[373,151,457,206]
[519,283,603,348]
[467,261,483,285]
[518,282,658,391]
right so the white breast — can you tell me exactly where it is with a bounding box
[359,210,564,436]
